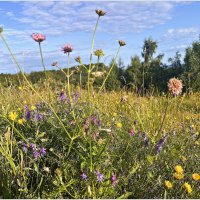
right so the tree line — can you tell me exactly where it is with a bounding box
[0,36,200,94]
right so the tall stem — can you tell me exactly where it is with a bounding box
[67,53,71,101]
[39,42,47,80]
[142,62,145,97]
[99,46,121,93]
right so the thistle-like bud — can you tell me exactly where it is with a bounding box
[118,40,126,46]
[51,61,58,67]
[75,56,82,63]
[94,49,104,57]
[95,9,106,17]
[0,26,3,33]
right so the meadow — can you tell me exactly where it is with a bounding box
[0,9,200,199]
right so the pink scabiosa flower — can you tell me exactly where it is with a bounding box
[31,33,46,43]
[62,44,73,54]
[168,77,183,96]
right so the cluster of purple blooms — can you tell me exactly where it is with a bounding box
[22,142,46,159]
[80,171,117,186]
[24,104,44,122]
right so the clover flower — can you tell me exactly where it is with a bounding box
[31,33,46,43]
[95,9,106,17]
[168,77,183,96]
[62,44,73,54]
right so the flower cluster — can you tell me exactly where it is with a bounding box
[168,77,183,96]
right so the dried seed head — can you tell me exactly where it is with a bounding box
[51,61,58,66]
[95,9,106,17]
[75,56,82,63]
[94,49,104,57]
[118,40,126,46]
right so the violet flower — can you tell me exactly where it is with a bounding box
[155,135,167,154]
[80,172,88,180]
[96,171,104,182]
[110,174,117,186]
[40,147,46,156]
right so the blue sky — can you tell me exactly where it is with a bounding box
[0,1,200,73]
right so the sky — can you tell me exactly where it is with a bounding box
[0,1,200,74]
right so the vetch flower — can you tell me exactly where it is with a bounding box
[143,133,149,147]
[40,147,46,156]
[96,171,104,182]
[62,44,73,54]
[183,182,192,194]
[80,172,88,180]
[192,173,200,181]
[31,33,46,43]
[110,174,117,186]
[155,136,167,154]
[9,112,18,121]
[33,150,40,159]
[173,172,184,180]
[22,142,28,153]
[168,77,183,96]
[60,92,66,102]
[174,165,184,174]
[95,9,106,17]
[165,180,173,189]
[118,40,126,46]
[30,143,36,150]
[25,105,31,120]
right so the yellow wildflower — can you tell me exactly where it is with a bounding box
[174,165,184,173]
[185,116,190,120]
[165,180,173,189]
[180,156,187,162]
[113,113,117,117]
[192,173,200,181]
[116,122,122,128]
[18,86,22,90]
[183,182,192,194]
[31,105,36,111]
[9,112,18,121]
[18,119,23,125]
[173,172,184,180]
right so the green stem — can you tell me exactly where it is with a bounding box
[0,33,72,140]
[99,46,121,92]
[67,53,71,101]
[39,42,47,80]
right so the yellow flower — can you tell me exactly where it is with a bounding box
[9,112,18,121]
[192,173,200,181]
[116,122,122,128]
[18,86,22,90]
[31,105,36,111]
[173,172,184,180]
[113,113,117,117]
[183,182,192,194]
[174,165,184,173]
[185,116,190,120]
[18,119,23,125]
[165,180,173,189]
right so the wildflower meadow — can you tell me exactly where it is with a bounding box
[0,7,200,199]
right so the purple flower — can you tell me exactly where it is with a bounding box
[155,136,167,154]
[80,172,88,180]
[70,120,76,126]
[96,171,104,182]
[34,112,44,122]
[83,118,90,135]
[30,143,36,150]
[22,142,28,153]
[97,120,102,128]
[129,128,135,136]
[73,91,79,103]
[48,108,52,116]
[25,105,31,120]
[110,174,117,186]
[40,147,46,156]
[91,115,97,125]
[60,92,66,102]
[33,150,40,159]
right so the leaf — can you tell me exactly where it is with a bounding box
[118,192,133,199]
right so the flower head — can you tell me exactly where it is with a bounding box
[81,172,88,180]
[95,9,106,17]
[168,78,183,96]
[192,173,200,181]
[33,150,40,159]
[183,182,192,194]
[116,122,122,128]
[9,112,18,121]
[155,136,167,154]
[51,61,58,67]
[165,180,173,189]
[174,165,184,174]
[173,172,184,180]
[95,171,104,182]
[94,49,104,57]
[18,118,24,125]
[118,40,126,46]
[75,56,82,63]
[62,44,73,54]
[40,147,46,156]
[129,128,135,136]
[111,174,117,186]
[31,33,46,43]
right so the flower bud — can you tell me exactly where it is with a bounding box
[118,40,126,46]
[95,9,106,17]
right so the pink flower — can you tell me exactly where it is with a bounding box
[62,44,73,54]
[31,33,46,43]
[168,77,183,96]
